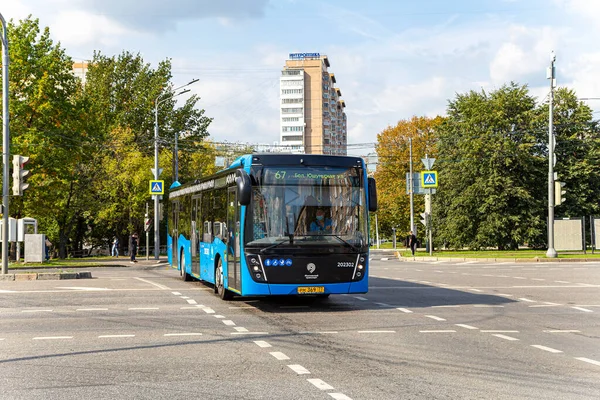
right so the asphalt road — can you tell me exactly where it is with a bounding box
[0,257,599,399]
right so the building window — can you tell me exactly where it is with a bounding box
[282,98,303,104]
[282,70,301,76]
[281,89,303,95]
[282,135,303,142]
[282,108,303,114]
[282,126,304,132]
[282,117,300,122]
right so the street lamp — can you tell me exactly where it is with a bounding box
[1,13,10,274]
[153,78,198,259]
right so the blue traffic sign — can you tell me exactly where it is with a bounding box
[421,171,438,188]
[149,180,164,195]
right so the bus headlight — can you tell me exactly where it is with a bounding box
[357,264,364,270]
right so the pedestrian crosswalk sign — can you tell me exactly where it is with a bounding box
[149,180,164,195]
[421,171,438,188]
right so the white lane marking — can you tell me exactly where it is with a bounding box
[425,315,446,321]
[493,334,519,341]
[33,336,72,340]
[397,308,413,313]
[474,305,504,308]
[329,393,353,400]
[253,340,272,348]
[531,345,562,353]
[544,302,562,305]
[180,306,204,310]
[420,330,456,333]
[357,330,396,333]
[163,333,202,337]
[572,307,593,313]
[230,331,269,335]
[222,320,236,326]
[134,277,170,290]
[22,310,53,313]
[56,287,111,291]
[481,330,519,333]
[544,330,580,333]
[575,357,600,367]
[214,315,226,319]
[128,307,159,310]
[375,302,393,307]
[0,338,4,340]
[381,257,389,261]
[180,296,190,299]
[529,305,561,308]
[202,308,216,314]
[354,296,368,301]
[518,298,536,303]
[555,280,570,283]
[531,278,545,281]
[234,327,249,332]
[432,305,460,308]
[455,324,479,330]
[497,294,513,296]
[513,277,527,280]
[186,299,197,305]
[287,364,310,375]
[419,281,431,284]
[171,292,181,295]
[98,335,135,338]
[270,352,290,360]
[307,378,334,391]
[437,283,450,287]
[470,288,483,292]
[76,308,108,311]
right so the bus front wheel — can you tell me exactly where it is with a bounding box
[180,251,190,281]
[215,259,232,300]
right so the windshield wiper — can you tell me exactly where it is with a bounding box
[259,236,293,254]
[323,234,361,252]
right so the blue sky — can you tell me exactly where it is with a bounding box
[4,0,600,156]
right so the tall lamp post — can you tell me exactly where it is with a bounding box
[153,79,198,259]
[546,52,557,258]
[1,13,10,275]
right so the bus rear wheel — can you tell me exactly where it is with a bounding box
[215,259,232,300]
[180,251,190,281]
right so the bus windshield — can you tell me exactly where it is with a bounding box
[246,165,368,251]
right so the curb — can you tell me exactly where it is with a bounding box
[0,271,93,281]
[396,255,599,263]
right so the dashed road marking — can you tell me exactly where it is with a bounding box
[77,308,108,311]
[513,277,527,280]
[555,280,570,284]
[33,336,72,340]
[420,330,456,333]
[329,393,353,400]
[474,305,504,308]
[202,308,216,314]
[575,357,600,367]
[531,278,545,281]
[171,292,181,295]
[470,288,483,292]
[572,306,593,313]
[134,277,170,290]
[288,364,310,375]
[354,296,368,301]
[397,308,413,313]
[518,298,536,303]
[481,330,519,333]
[254,340,272,348]
[22,310,53,313]
[425,315,446,321]
[492,334,519,341]
[307,378,334,390]
[163,333,202,337]
[222,320,236,326]
[231,331,269,335]
[544,330,580,333]
[186,299,197,305]
[214,315,226,319]
[432,305,460,308]
[98,334,135,338]
[234,327,249,332]
[375,302,393,307]
[357,330,396,333]
[531,345,562,353]
[270,352,290,360]
[128,307,159,310]
[455,324,478,330]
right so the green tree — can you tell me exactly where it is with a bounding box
[4,16,102,258]
[374,116,443,242]
[434,83,547,250]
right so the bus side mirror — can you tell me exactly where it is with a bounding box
[368,177,377,212]
[236,169,252,206]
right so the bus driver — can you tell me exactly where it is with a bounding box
[310,208,332,233]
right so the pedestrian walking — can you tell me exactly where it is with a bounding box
[111,236,119,257]
[408,230,417,256]
[44,237,52,261]
[129,233,138,263]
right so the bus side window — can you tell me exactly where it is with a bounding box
[203,221,212,243]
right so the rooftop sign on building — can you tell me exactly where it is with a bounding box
[289,52,320,59]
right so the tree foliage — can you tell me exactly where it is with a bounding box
[374,116,444,240]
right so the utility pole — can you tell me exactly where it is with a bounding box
[1,13,10,275]
[546,52,557,258]
[145,202,149,260]
[409,137,415,235]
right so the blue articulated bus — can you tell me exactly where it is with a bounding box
[167,153,377,300]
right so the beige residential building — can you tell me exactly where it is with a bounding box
[279,53,347,155]
[72,62,89,84]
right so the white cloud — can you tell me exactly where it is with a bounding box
[52,10,135,47]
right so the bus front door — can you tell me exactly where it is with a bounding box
[171,200,179,268]
[227,187,241,291]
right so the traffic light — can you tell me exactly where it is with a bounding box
[555,181,566,205]
[420,212,430,227]
[12,155,30,196]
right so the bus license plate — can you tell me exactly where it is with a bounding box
[298,286,325,294]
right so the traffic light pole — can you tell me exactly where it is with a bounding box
[1,14,10,275]
[546,52,557,258]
